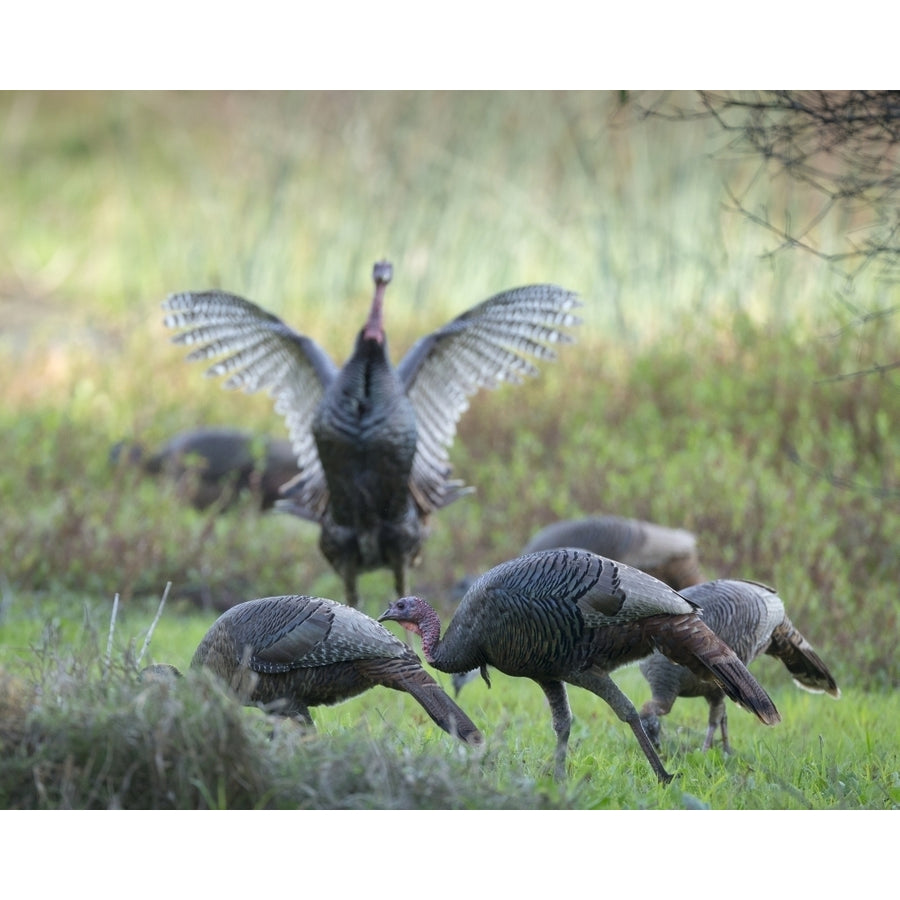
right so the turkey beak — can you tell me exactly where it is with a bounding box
[377,608,393,623]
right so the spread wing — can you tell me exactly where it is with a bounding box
[162,290,339,518]
[396,284,581,515]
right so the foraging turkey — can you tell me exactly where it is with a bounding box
[378,548,780,783]
[111,427,300,511]
[639,579,840,752]
[190,594,483,745]
[163,261,580,607]
[451,514,705,697]
[522,515,705,590]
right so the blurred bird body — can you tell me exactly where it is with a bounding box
[522,514,705,590]
[111,426,300,511]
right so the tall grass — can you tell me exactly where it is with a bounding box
[1,91,897,812]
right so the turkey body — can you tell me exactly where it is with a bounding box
[379,548,780,782]
[164,261,580,606]
[190,594,483,745]
[639,579,839,752]
[111,427,300,511]
[522,514,705,590]
[451,514,705,697]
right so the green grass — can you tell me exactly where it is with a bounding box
[1,91,898,812]
[1,596,896,811]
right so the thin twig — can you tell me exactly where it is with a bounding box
[136,581,172,666]
[105,593,120,678]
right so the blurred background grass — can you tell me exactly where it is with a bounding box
[0,92,897,810]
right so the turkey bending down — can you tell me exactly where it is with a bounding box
[451,513,705,697]
[111,427,300,512]
[379,548,780,783]
[190,594,483,746]
[163,261,580,607]
[639,579,839,752]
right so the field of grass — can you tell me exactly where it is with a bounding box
[1,92,898,829]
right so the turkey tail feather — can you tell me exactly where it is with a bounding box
[768,618,841,698]
[649,614,781,726]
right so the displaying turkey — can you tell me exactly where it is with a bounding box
[190,594,483,745]
[163,261,580,607]
[639,579,839,752]
[451,514,705,698]
[379,548,780,782]
[111,427,300,511]
[522,515,705,590]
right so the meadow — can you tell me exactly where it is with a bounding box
[1,92,898,817]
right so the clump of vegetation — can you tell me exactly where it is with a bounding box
[0,604,567,810]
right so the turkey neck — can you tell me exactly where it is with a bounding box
[363,261,392,342]
[407,602,485,674]
[410,602,451,669]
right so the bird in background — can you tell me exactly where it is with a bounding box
[110,426,300,512]
[154,594,484,746]
[521,514,706,590]
[639,578,839,752]
[163,261,581,608]
[379,548,780,783]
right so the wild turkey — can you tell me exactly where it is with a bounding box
[451,516,704,697]
[522,515,705,590]
[189,594,483,745]
[639,579,840,752]
[163,261,580,607]
[451,514,705,697]
[378,548,780,783]
[111,427,300,511]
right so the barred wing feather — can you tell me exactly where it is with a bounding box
[397,284,581,515]
[162,290,338,518]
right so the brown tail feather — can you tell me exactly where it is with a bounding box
[768,618,841,698]
[648,614,781,726]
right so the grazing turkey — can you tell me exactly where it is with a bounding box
[522,515,705,590]
[163,261,580,607]
[111,427,300,511]
[451,514,705,697]
[190,594,483,745]
[379,548,780,782]
[639,579,839,752]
